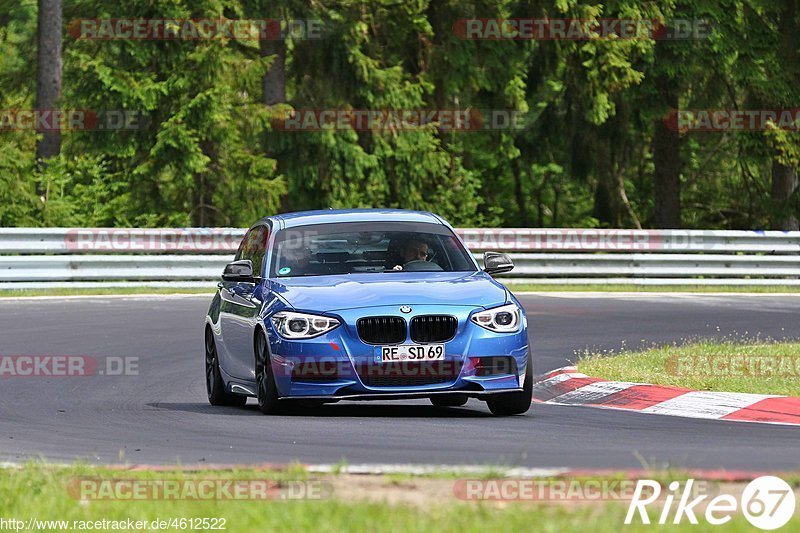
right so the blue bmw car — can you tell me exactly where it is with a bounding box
[204,209,532,415]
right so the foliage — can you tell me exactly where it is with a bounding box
[0,0,798,228]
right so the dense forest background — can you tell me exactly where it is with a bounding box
[1,0,799,230]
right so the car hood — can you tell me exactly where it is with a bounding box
[267,271,508,311]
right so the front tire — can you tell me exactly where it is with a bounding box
[255,331,282,414]
[486,362,533,416]
[205,328,247,407]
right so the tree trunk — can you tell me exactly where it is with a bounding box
[770,0,799,230]
[594,178,619,227]
[260,39,286,106]
[260,36,287,210]
[193,140,220,227]
[35,0,62,165]
[652,40,681,228]
[652,118,681,228]
[512,158,529,226]
[770,161,799,230]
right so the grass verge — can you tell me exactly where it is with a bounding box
[0,284,797,298]
[509,283,800,293]
[577,339,800,396]
[1,464,797,532]
[0,287,213,298]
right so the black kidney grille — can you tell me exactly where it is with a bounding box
[410,315,458,343]
[357,316,407,344]
[356,360,463,387]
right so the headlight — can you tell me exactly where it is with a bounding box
[271,311,340,339]
[470,303,521,332]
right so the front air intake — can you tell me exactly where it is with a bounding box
[474,356,518,377]
[356,360,463,387]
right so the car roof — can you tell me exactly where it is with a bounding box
[260,209,445,229]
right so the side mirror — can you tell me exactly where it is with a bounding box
[483,252,514,276]
[222,259,256,282]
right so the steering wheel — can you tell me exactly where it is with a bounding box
[401,260,443,272]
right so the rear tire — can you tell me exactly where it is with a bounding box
[205,328,247,407]
[430,394,468,407]
[486,363,533,416]
[255,331,283,414]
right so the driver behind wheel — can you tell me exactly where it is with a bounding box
[392,239,429,271]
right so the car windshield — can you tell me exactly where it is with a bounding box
[270,221,476,277]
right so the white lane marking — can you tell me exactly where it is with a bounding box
[513,292,800,298]
[540,366,578,379]
[307,463,570,477]
[548,381,639,404]
[641,391,780,419]
[0,293,210,302]
[0,460,570,477]
[535,372,588,386]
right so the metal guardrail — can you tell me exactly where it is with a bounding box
[0,228,798,288]
[3,227,800,253]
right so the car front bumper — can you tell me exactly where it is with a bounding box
[263,304,530,400]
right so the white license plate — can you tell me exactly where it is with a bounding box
[380,344,445,362]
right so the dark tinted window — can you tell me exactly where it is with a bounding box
[269,222,476,277]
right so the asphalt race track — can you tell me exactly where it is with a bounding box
[0,293,798,470]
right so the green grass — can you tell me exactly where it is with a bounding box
[578,339,800,396]
[509,283,800,293]
[0,283,797,298]
[0,287,214,298]
[0,279,800,298]
[1,464,795,533]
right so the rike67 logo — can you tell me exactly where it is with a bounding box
[626,477,796,530]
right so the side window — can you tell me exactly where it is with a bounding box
[234,229,252,262]
[235,226,270,277]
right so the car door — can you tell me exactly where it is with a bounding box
[218,224,269,380]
